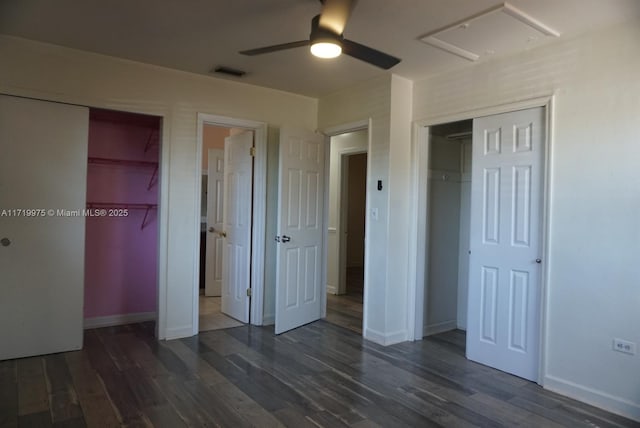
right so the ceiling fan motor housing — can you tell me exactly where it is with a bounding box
[310,14,344,47]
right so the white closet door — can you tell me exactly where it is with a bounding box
[467,107,545,381]
[0,95,88,360]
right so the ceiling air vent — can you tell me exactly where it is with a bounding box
[212,66,247,78]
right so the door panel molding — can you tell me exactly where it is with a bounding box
[205,148,224,296]
[275,128,325,334]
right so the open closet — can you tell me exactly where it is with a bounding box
[83,109,160,328]
[424,120,472,335]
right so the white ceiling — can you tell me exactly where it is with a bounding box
[1,0,638,97]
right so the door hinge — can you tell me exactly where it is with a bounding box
[249,146,256,157]
[246,288,252,297]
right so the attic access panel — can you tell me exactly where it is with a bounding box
[420,2,560,62]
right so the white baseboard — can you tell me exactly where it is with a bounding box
[364,328,407,346]
[327,285,338,295]
[544,375,640,422]
[262,314,275,326]
[84,312,156,330]
[164,325,195,340]
[424,320,457,336]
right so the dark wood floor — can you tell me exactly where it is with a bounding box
[326,293,363,335]
[1,323,638,427]
[326,267,364,334]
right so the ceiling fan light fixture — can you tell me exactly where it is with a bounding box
[310,40,342,58]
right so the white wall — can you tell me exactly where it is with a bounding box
[319,75,392,342]
[413,20,640,421]
[0,35,318,339]
[318,75,414,345]
[327,130,368,295]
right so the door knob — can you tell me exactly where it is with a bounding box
[535,258,542,264]
[220,231,227,238]
[1,238,10,247]
[208,227,215,233]
[281,235,291,243]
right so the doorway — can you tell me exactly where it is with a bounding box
[194,114,268,335]
[325,128,368,334]
[198,124,246,332]
[84,108,161,330]
[423,120,472,337]
[415,103,549,382]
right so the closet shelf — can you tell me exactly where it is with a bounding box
[85,202,157,230]
[88,157,158,168]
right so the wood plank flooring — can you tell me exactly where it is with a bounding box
[326,267,364,334]
[326,293,363,335]
[0,322,638,427]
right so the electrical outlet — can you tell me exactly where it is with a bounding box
[612,338,636,355]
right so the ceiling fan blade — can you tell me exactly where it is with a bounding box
[342,39,401,70]
[319,0,356,34]
[239,40,309,56]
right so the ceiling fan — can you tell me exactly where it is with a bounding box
[239,0,401,70]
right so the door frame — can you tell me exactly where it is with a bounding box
[322,119,372,332]
[408,96,554,384]
[195,113,268,333]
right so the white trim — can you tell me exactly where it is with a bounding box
[544,375,640,422]
[407,125,430,340]
[409,95,554,381]
[324,119,369,136]
[424,320,457,336]
[165,325,195,340]
[157,119,170,340]
[195,113,268,335]
[84,312,156,329]
[415,96,553,129]
[321,135,330,319]
[262,314,275,326]
[364,328,407,346]
[326,285,338,295]
[502,3,561,37]
[421,37,479,62]
[323,119,372,337]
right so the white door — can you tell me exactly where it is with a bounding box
[275,128,325,334]
[0,95,88,360]
[221,131,253,323]
[205,148,224,296]
[467,107,545,381]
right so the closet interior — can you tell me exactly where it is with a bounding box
[83,109,160,329]
[424,120,472,336]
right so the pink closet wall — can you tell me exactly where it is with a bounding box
[84,109,160,319]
